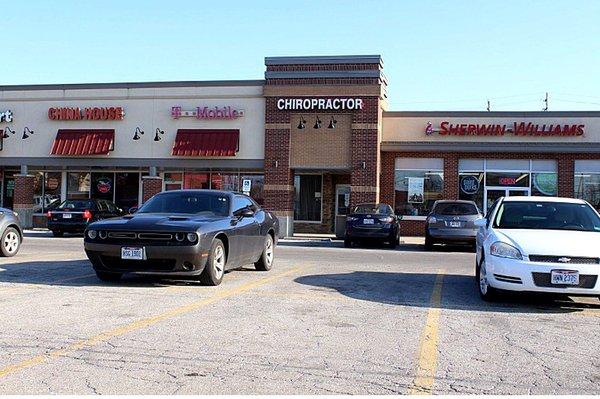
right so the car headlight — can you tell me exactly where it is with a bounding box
[87,230,97,239]
[379,216,394,223]
[427,217,437,224]
[187,233,198,243]
[490,241,522,260]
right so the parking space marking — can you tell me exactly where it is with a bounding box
[409,269,445,395]
[0,266,302,379]
[0,272,97,295]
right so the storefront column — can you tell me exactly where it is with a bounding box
[379,152,396,206]
[13,174,35,228]
[443,154,459,200]
[557,155,575,197]
[141,176,163,204]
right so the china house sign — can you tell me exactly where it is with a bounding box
[432,121,585,137]
[48,107,125,120]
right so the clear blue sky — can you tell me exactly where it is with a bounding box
[3,0,599,111]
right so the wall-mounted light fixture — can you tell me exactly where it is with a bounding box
[297,115,306,129]
[360,161,366,169]
[154,128,165,142]
[313,116,322,129]
[273,160,279,168]
[22,127,34,140]
[328,116,337,129]
[133,127,144,141]
[2,127,14,139]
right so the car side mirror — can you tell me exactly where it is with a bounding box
[128,207,138,214]
[474,217,487,228]
[235,208,255,218]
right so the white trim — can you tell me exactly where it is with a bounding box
[402,215,427,221]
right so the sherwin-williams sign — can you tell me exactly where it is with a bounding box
[171,106,244,120]
[428,121,585,136]
[276,98,363,111]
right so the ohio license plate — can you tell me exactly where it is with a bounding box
[121,247,144,260]
[449,221,461,228]
[363,219,374,224]
[62,213,72,219]
[551,270,579,285]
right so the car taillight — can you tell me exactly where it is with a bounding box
[46,211,52,218]
[83,210,92,220]
[347,216,358,222]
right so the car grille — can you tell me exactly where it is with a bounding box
[137,232,173,240]
[108,232,137,239]
[529,255,600,265]
[531,272,598,289]
[92,231,191,246]
[100,256,176,272]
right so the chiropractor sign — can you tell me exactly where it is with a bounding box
[276,98,364,111]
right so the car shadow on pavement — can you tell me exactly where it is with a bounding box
[278,240,474,253]
[0,259,224,288]
[294,271,600,314]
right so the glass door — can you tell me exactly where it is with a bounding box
[335,184,351,237]
[485,187,530,213]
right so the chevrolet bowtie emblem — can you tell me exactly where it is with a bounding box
[558,257,571,263]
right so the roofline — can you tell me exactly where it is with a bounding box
[383,111,600,117]
[265,55,383,66]
[0,80,265,91]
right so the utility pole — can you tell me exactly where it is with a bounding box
[542,92,549,111]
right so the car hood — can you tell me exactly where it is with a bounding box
[496,229,600,258]
[88,213,226,231]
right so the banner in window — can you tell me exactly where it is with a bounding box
[407,177,425,203]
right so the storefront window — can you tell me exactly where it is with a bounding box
[164,173,183,191]
[531,172,558,196]
[184,173,209,189]
[32,172,62,213]
[294,175,322,221]
[241,174,265,205]
[575,173,600,210]
[91,172,114,201]
[459,172,484,211]
[67,172,91,200]
[485,172,530,188]
[115,172,140,210]
[211,173,239,192]
[394,171,444,216]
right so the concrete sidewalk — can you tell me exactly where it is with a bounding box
[282,233,424,245]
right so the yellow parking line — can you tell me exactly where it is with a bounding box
[0,266,302,379]
[0,273,97,295]
[409,269,445,395]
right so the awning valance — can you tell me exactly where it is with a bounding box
[172,129,239,157]
[51,129,114,155]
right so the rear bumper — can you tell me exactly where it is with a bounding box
[48,221,89,232]
[84,241,208,276]
[346,225,397,239]
[427,227,476,243]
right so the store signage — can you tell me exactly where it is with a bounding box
[171,106,244,120]
[427,121,585,137]
[48,107,124,121]
[407,177,424,203]
[499,177,517,186]
[460,175,480,195]
[276,98,363,111]
[533,173,557,196]
[0,110,13,122]
[242,179,252,194]
[96,178,112,194]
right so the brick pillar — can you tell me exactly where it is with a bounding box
[13,174,35,228]
[557,155,574,198]
[443,154,459,200]
[141,176,163,204]
[380,152,396,207]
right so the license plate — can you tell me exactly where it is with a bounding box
[363,219,374,224]
[449,221,461,228]
[121,247,144,260]
[63,213,72,219]
[551,270,579,285]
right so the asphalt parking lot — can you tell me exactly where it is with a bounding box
[0,232,599,394]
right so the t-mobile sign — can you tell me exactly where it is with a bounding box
[171,106,244,120]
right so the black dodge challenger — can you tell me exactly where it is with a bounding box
[84,190,279,285]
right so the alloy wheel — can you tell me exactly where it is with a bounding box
[479,261,489,296]
[3,231,19,254]
[265,236,274,266]
[214,244,225,279]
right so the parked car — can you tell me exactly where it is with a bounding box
[344,203,401,248]
[84,190,279,285]
[47,199,125,237]
[425,200,482,250]
[0,208,23,257]
[475,196,600,301]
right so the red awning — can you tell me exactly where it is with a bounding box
[172,129,239,157]
[51,129,114,155]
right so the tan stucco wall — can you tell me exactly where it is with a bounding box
[0,85,265,160]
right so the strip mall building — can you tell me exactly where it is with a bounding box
[1,55,599,236]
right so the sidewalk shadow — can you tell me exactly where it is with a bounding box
[294,271,600,314]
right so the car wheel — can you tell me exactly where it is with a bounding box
[476,257,498,301]
[95,270,122,282]
[424,235,433,251]
[52,231,64,237]
[0,227,21,257]
[387,239,397,249]
[200,238,226,286]
[344,239,352,248]
[255,234,274,271]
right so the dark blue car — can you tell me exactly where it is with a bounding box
[344,203,401,248]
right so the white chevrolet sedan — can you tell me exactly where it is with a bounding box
[475,196,600,301]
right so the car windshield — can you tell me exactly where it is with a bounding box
[352,204,391,215]
[494,201,600,232]
[434,202,479,216]
[57,200,93,210]
[138,192,230,217]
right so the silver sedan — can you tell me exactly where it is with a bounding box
[0,207,23,257]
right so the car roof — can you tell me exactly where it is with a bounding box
[434,200,477,205]
[501,196,587,204]
[156,189,233,196]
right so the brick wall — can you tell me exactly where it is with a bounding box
[141,177,163,204]
[13,175,35,208]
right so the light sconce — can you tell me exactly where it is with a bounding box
[154,128,165,142]
[2,127,14,139]
[273,160,279,168]
[328,116,337,129]
[22,127,34,140]
[133,127,144,141]
[313,115,322,129]
[297,115,306,130]
[360,161,366,169]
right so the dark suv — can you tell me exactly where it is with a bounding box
[425,200,482,250]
